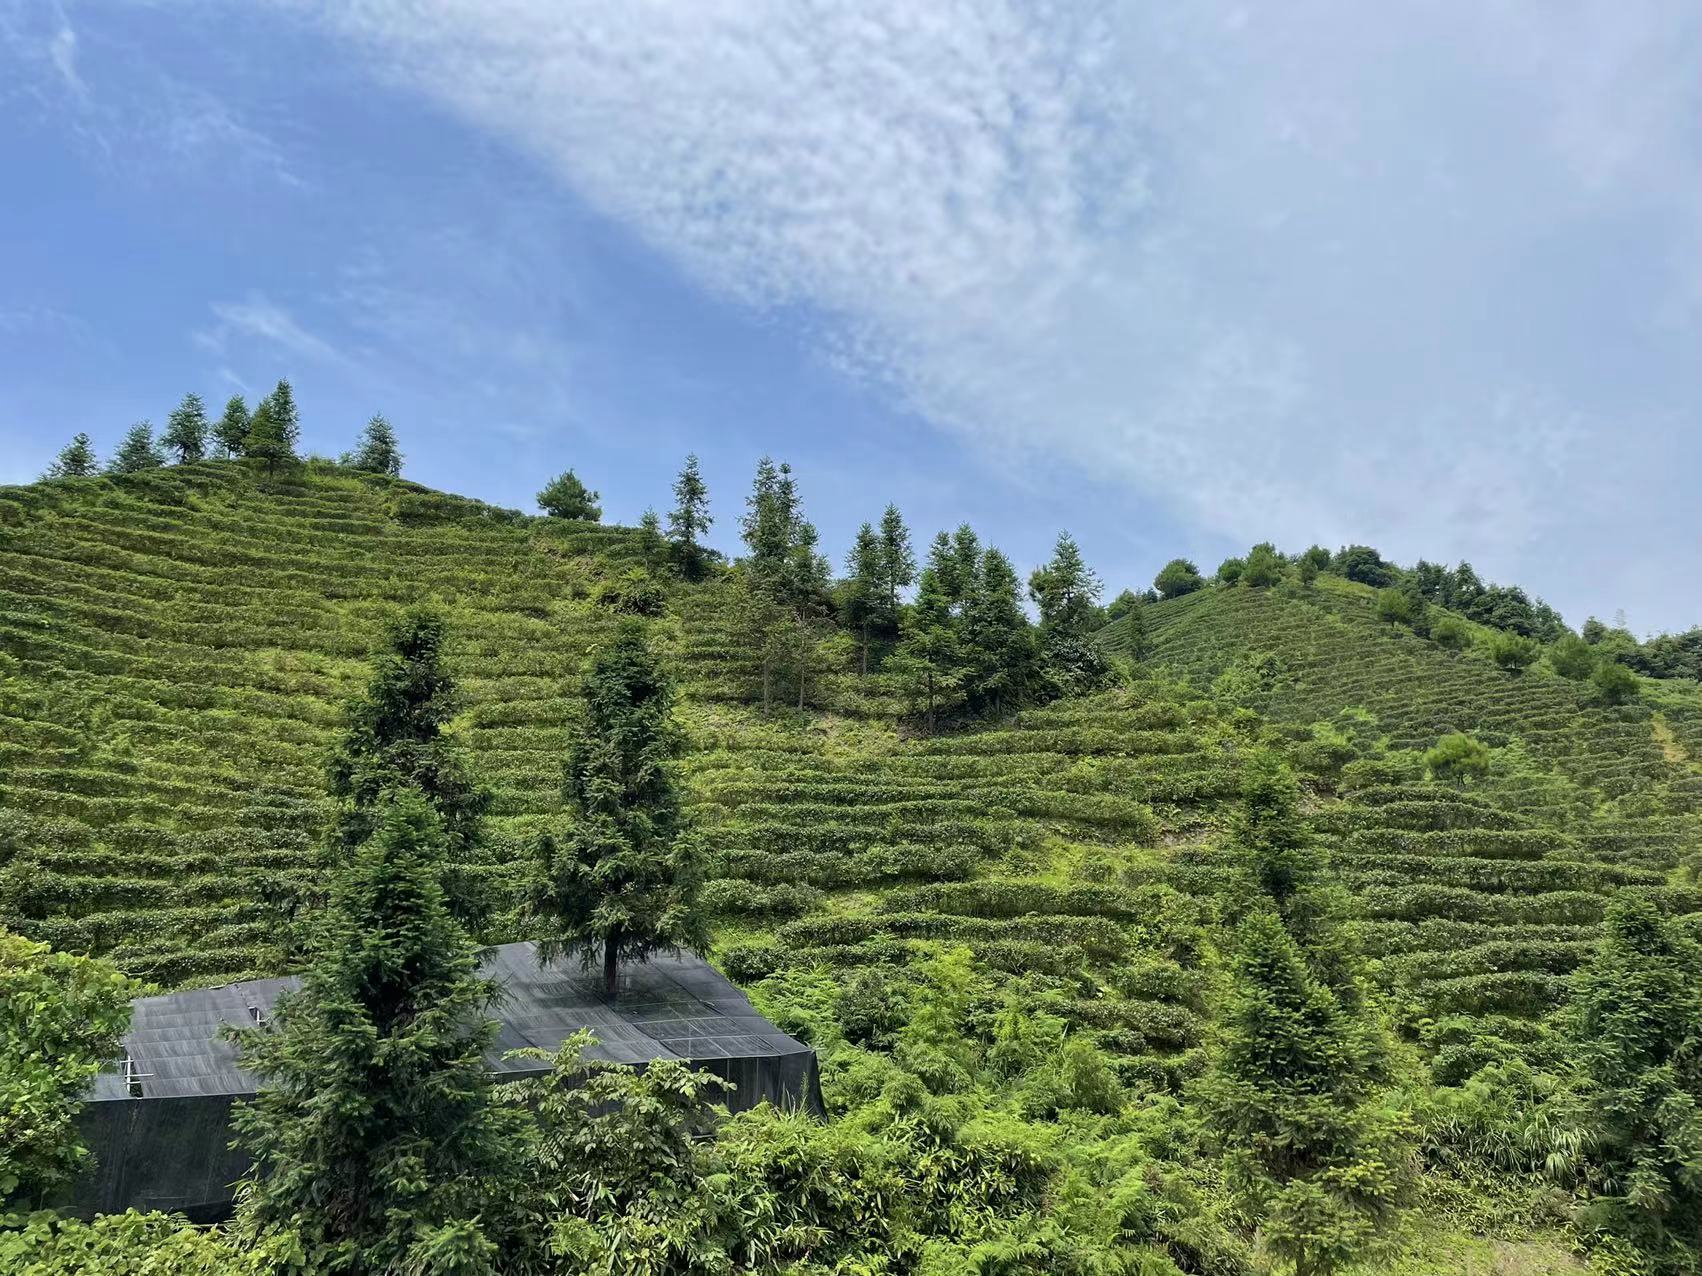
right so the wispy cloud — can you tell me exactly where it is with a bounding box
[199,294,341,365]
[186,4,1702,624]
[46,21,84,99]
[1,2,299,185]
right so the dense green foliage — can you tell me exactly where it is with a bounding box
[0,933,131,1203]
[3,454,1702,1273]
[228,794,515,1273]
[537,470,601,521]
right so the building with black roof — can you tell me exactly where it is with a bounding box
[65,943,822,1220]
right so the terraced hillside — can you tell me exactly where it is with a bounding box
[6,463,1699,1099]
[0,462,772,984]
[1100,577,1702,1069]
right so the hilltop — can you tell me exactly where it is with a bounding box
[5,459,1702,1273]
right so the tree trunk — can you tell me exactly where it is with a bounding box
[761,657,772,712]
[925,670,935,736]
[860,619,869,676]
[603,931,620,998]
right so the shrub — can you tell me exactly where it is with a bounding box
[1548,633,1597,681]
[1242,542,1284,588]
[1424,732,1492,786]
[1432,615,1471,651]
[1489,631,1540,673]
[1590,660,1639,706]
[1153,557,1204,599]
[536,469,601,520]
[1375,587,1418,627]
[1333,544,1398,588]
[1214,556,1246,586]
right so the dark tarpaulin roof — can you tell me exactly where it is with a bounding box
[66,943,823,1219]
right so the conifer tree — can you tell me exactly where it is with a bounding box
[781,520,831,709]
[243,399,296,476]
[1229,750,1362,1004]
[889,565,966,733]
[637,508,666,573]
[1232,751,1320,917]
[942,524,982,608]
[844,522,883,675]
[877,503,917,633]
[528,620,707,996]
[1199,910,1411,1276]
[1557,897,1702,1269]
[1028,531,1102,637]
[266,378,301,451]
[961,546,1038,714]
[349,413,402,476]
[214,395,250,458]
[1029,531,1107,696]
[159,393,209,464]
[740,456,798,577]
[229,794,513,1274]
[327,609,492,929]
[1120,601,1151,659]
[43,432,97,479]
[740,458,828,706]
[106,422,164,474]
[537,469,601,520]
[667,453,712,579]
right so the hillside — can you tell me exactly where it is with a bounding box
[1101,577,1702,1063]
[7,462,1702,1271]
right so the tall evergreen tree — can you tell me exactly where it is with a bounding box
[1028,531,1102,638]
[243,399,296,476]
[739,458,829,707]
[948,524,982,606]
[106,422,164,474]
[740,457,799,577]
[637,508,666,573]
[889,564,965,734]
[1029,531,1107,697]
[43,432,97,479]
[213,395,250,458]
[229,794,513,1274]
[876,503,917,632]
[528,621,707,996]
[349,413,403,476]
[266,378,301,451]
[1229,750,1362,1005]
[781,520,831,709]
[327,609,492,929]
[1198,911,1411,1276]
[844,522,883,676]
[961,547,1038,715]
[1557,897,1702,1270]
[667,453,712,579]
[160,393,209,464]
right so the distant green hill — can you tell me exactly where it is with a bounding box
[1100,576,1702,1067]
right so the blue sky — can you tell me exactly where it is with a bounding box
[3,3,1699,633]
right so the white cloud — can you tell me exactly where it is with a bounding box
[47,22,84,98]
[268,3,1702,625]
[200,294,341,364]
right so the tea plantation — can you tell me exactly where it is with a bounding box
[5,460,1700,1273]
